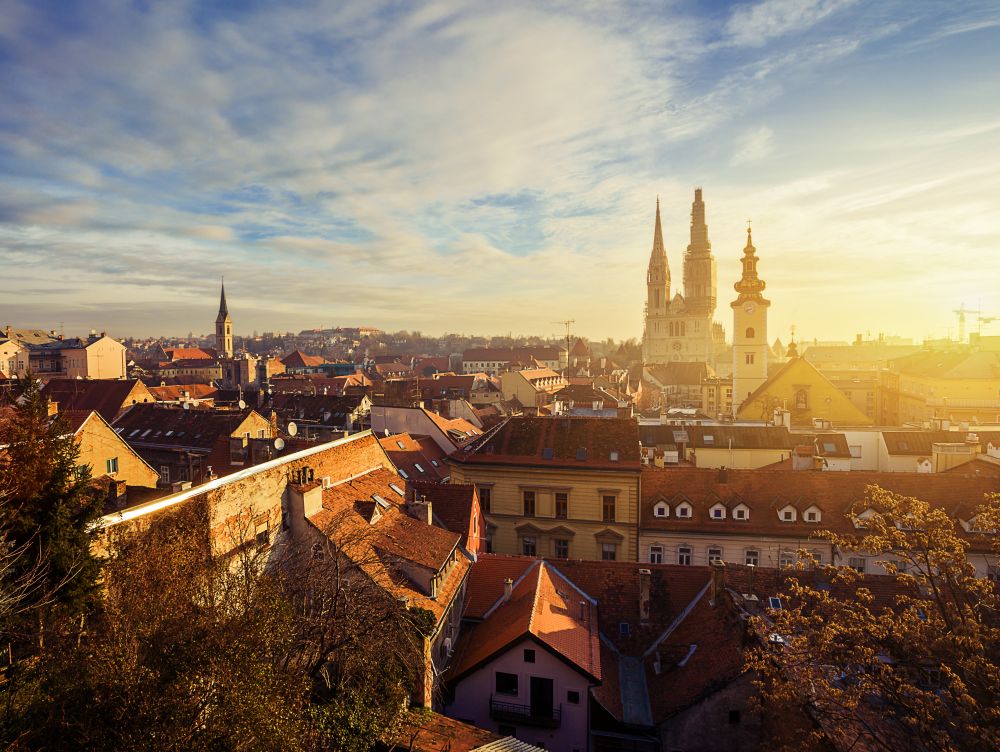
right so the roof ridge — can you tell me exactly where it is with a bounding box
[642,579,712,658]
[481,558,541,619]
[527,562,545,634]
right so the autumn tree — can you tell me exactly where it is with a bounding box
[749,486,1000,752]
[0,376,104,622]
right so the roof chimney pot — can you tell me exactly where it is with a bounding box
[503,578,513,603]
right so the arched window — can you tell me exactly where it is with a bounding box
[795,389,809,410]
[745,327,755,339]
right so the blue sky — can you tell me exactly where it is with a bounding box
[1,0,999,342]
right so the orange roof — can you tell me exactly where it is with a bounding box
[379,432,449,482]
[422,408,482,447]
[280,350,327,368]
[448,559,601,683]
[162,346,217,361]
[148,383,218,401]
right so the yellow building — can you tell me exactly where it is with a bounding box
[499,367,566,411]
[888,350,1000,425]
[736,344,873,427]
[446,416,641,561]
[67,410,160,488]
[0,338,27,378]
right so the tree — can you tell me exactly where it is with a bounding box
[0,376,104,625]
[748,486,1000,752]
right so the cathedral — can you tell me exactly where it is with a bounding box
[641,188,726,368]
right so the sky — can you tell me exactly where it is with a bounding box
[2,0,999,344]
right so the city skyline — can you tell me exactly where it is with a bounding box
[2,1,999,342]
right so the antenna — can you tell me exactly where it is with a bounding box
[286,421,298,437]
[551,319,575,367]
[274,437,285,451]
[238,399,246,410]
[183,402,191,411]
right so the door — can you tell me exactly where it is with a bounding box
[529,676,554,719]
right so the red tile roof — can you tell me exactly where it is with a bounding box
[162,346,217,361]
[640,466,999,545]
[408,479,478,548]
[452,416,640,470]
[379,432,450,481]
[148,383,218,402]
[42,378,154,423]
[447,559,601,684]
[390,710,503,752]
[280,350,327,368]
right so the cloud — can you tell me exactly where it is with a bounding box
[726,0,858,47]
[730,126,775,165]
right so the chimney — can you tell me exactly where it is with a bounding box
[579,600,587,621]
[709,560,726,606]
[503,578,513,603]
[638,568,651,623]
[718,466,728,484]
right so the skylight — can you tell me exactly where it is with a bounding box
[823,442,837,453]
[396,440,406,449]
[414,463,425,473]
[389,483,404,496]
[398,469,409,479]
[768,597,783,610]
[372,494,390,509]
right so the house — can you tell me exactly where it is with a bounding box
[279,350,327,370]
[639,424,794,469]
[94,431,469,708]
[156,345,218,362]
[408,479,487,556]
[499,368,566,413]
[268,392,372,438]
[444,559,600,751]
[147,383,219,406]
[639,466,999,577]
[446,416,642,561]
[736,345,873,426]
[643,362,715,410]
[888,349,1000,425]
[380,433,450,482]
[462,347,566,377]
[5,329,128,380]
[878,429,1000,473]
[113,404,274,487]
[43,378,156,423]
[287,464,472,706]
[370,405,483,454]
[551,384,628,419]
[64,410,160,489]
[418,374,503,407]
[0,337,28,378]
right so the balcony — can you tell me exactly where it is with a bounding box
[490,695,561,728]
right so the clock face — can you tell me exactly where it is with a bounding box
[743,301,756,314]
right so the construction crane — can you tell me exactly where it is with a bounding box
[978,315,998,335]
[552,319,575,364]
[953,303,981,343]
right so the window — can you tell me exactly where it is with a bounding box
[779,551,796,568]
[805,510,819,522]
[745,353,755,365]
[745,327,755,339]
[555,492,568,519]
[495,672,518,695]
[106,457,119,475]
[711,506,724,519]
[522,536,537,556]
[478,486,491,513]
[649,545,663,564]
[676,504,691,518]
[619,622,630,635]
[708,547,722,563]
[159,465,170,483]
[795,388,809,410]
[601,495,617,522]
[254,519,269,548]
[414,463,425,474]
[396,440,405,449]
[567,690,580,704]
[523,648,535,663]
[523,490,535,517]
[554,538,569,559]
[601,542,617,561]
[848,556,866,573]
[733,507,748,520]
[654,503,668,518]
[745,549,760,566]
[783,510,793,521]
[678,546,692,566]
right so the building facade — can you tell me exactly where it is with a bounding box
[730,227,770,413]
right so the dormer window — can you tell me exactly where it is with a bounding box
[804,506,821,523]
[779,505,797,522]
[675,503,692,518]
[653,502,669,518]
[733,504,749,521]
[710,503,727,520]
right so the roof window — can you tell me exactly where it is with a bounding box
[542,447,554,459]
[576,447,588,461]
[609,450,619,461]
[389,483,404,496]
[822,441,837,453]
[414,463,425,473]
[372,494,390,509]
[396,440,406,449]
[398,469,409,479]
[768,597,783,610]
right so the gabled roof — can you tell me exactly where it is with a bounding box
[408,479,477,547]
[42,378,153,422]
[270,392,367,426]
[452,416,640,470]
[379,432,449,481]
[280,350,326,368]
[113,404,264,451]
[161,346,218,361]
[148,383,218,402]
[644,361,714,386]
[448,560,601,684]
[880,430,1000,456]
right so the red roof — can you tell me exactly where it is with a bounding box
[452,416,640,470]
[379,432,450,482]
[42,378,153,423]
[280,350,327,368]
[162,346,217,361]
[448,559,601,684]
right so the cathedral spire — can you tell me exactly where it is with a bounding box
[217,278,229,321]
[651,196,666,262]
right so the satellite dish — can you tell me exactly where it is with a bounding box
[183,402,191,410]
[238,399,246,410]
[274,437,285,451]
[287,421,298,436]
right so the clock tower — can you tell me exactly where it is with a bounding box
[731,226,770,414]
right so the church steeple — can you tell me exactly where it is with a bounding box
[733,226,769,304]
[646,197,670,314]
[683,187,717,316]
[215,279,233,359]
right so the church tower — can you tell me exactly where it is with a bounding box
[731,226,770,413]
[646,197,670,318]
[683,188,717,317]
[215,280,233,359]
